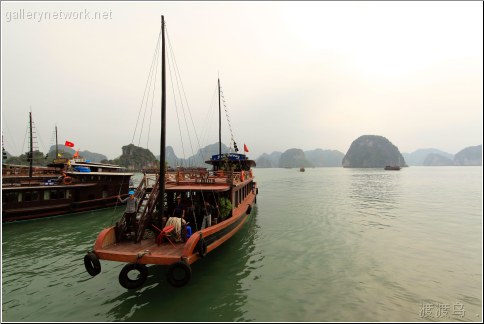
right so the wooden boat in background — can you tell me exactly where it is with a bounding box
[384,165,401,171]
[2,159,133,222]
[2,113,133,222]
[83,16,258,289]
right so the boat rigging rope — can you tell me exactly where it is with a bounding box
[167,43,187,162]
[166,27,213,167]
[109,174,129,226]
[144,41,160,149]
[20,126,28,158]
[131,30,162,146]
[167,29,204,165]
[219,86,239,153]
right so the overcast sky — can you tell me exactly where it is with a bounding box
[1,1,482,160]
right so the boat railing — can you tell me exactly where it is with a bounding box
[163,168,253,185]
[140,173,158,189]
[2,165,59,177]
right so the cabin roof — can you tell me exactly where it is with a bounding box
[2,183,97,191]
[204,153,257,167]
[66,171,133,176]
[70,161,125,169]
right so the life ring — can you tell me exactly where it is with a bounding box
[84,252,101,276]
[246,204,252,215]
[166,260,192,287]
[118,263,148,289]
[249,169,253,178]
[63,176,73,185]
[240,171,245,181]
[196,237,207,258]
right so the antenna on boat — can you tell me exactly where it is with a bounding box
[159,14,166,223]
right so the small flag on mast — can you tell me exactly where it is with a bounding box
[244,144,249,153]
[65,140,74,147]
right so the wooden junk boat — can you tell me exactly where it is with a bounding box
[2,159,133,222]
[2,113,133,222]
[83,16,258,289]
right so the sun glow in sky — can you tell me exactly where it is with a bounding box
[1,1,482,160]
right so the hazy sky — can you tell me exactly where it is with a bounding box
[1,1,482,160]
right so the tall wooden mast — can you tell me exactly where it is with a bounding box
[55,125,58,161]
[159,15,166,220]
[29,111,33,178]
[218,78,221,158]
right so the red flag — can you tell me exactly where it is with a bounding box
[73,149,79,158]
[65,140,74,147]
[244,144,249,152]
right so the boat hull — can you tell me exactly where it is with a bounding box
[92,190,256,266]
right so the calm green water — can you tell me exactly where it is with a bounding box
[2,167,482,322]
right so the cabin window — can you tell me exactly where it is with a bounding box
[66,190,72,199]
[48,189,65,199]
[23,191,40,202]
[24,192,32,202]
[102,190,108,198]
[50,190,59,199]
[44,191,50,200]
[3,192,18,203]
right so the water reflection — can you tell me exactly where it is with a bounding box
[347,170,401,229]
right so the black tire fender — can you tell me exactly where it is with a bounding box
[84,252,101,276]
[166,261,192,288]
[246,204,252,215]
[118,263,148,289]
[196,238,207,258]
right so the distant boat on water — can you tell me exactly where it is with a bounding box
[300,167,305,172]
[384,165,401,171]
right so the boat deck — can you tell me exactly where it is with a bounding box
[95,236,188,265]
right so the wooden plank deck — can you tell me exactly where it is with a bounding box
[96,237,187,265]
